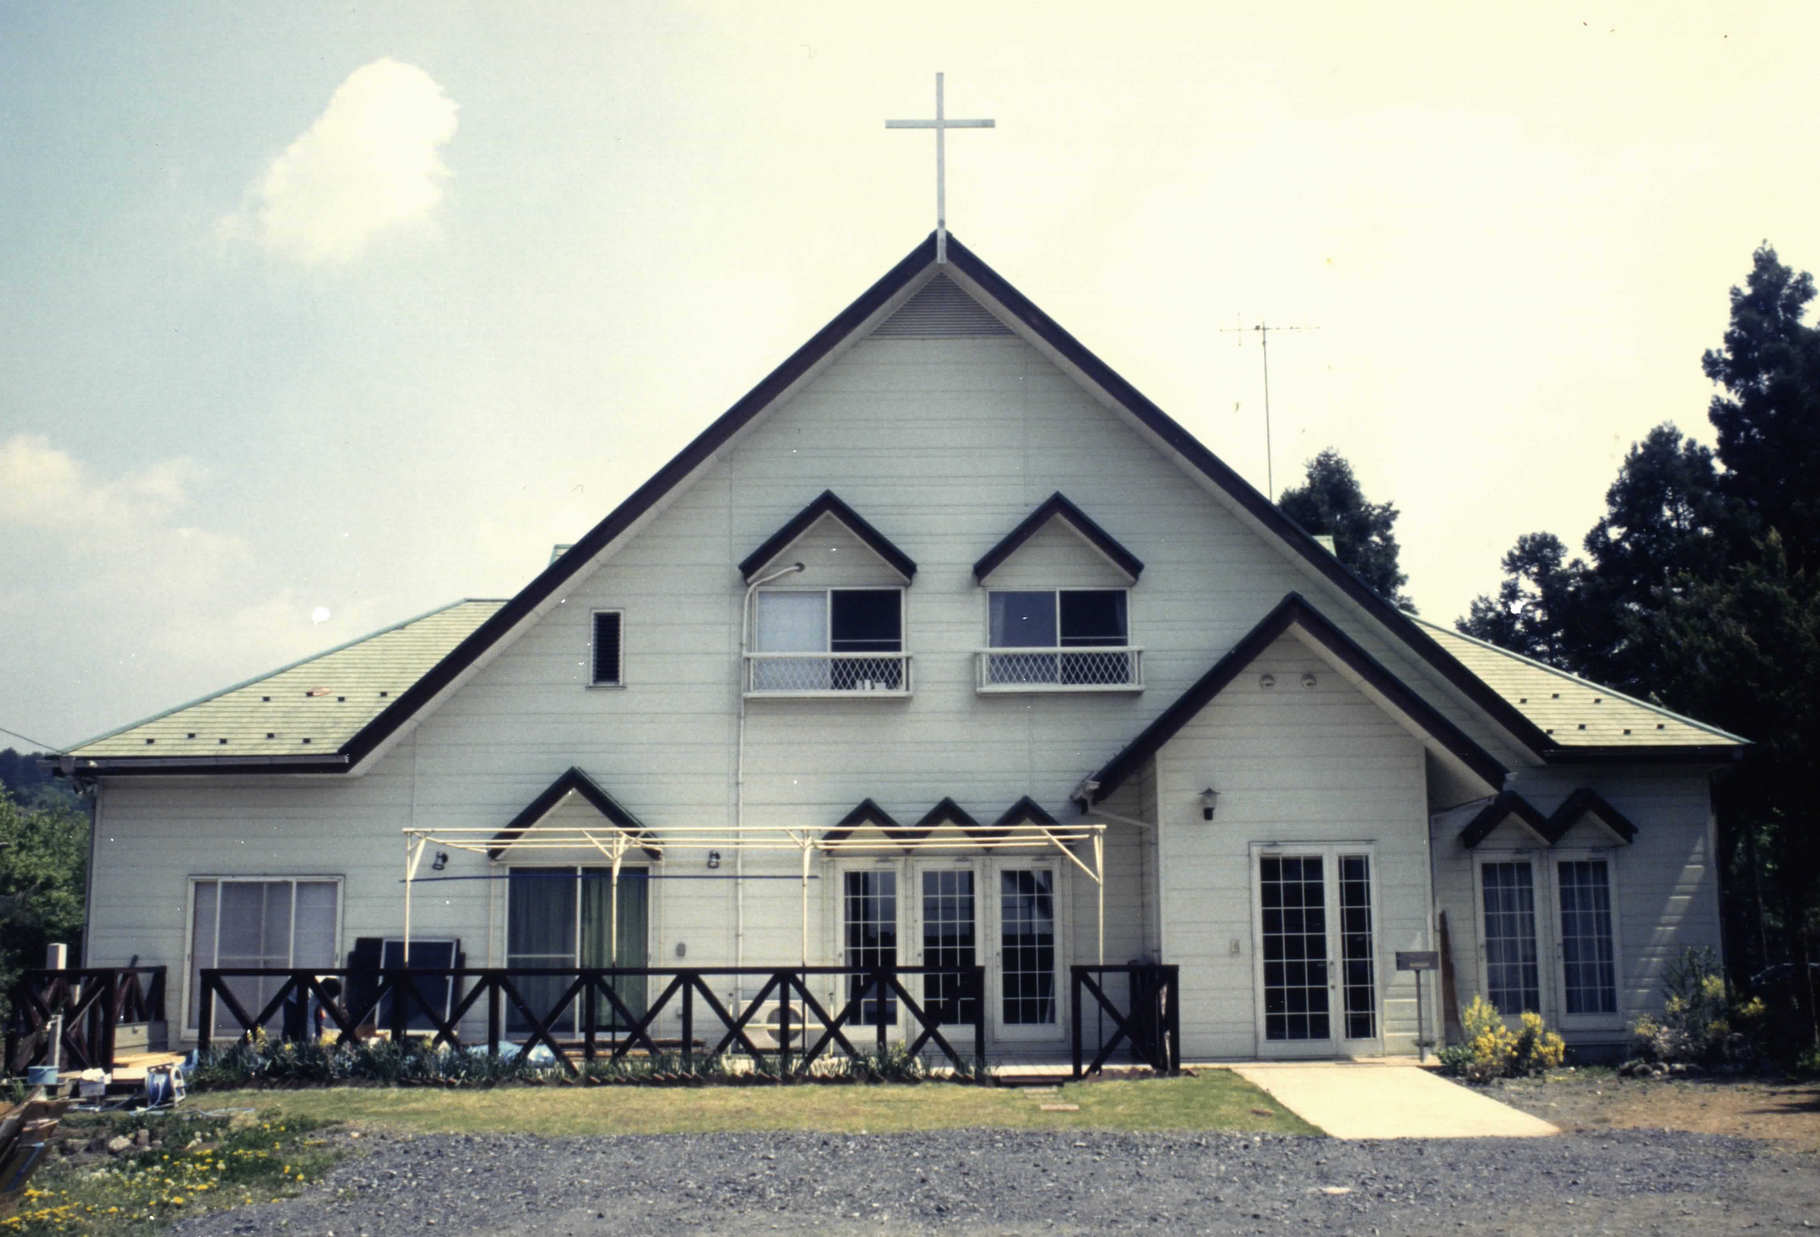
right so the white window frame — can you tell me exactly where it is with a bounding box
[1548,848,1626,1032]
[589,609,625,688]
[822,854,1071,1047]
[182,875,344,1037]
[977,588,1142,693]
[746,586,912,698]
[1471,848,1553,1024]
[1247,843,1382,1058]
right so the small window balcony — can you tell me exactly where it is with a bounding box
[975,647,1144,693]
[744,652,914,698]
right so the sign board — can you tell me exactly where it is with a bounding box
[1395,950,1440,972]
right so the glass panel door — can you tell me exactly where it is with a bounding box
[580,868,649,1031]
[1259,855,1331,1043]
[1556,859,1618,1018]
[507,868,578,1034]
[996,867,1058,1038]
[1480,860,1542,1015]
[843,870,898,1026]
[916,865,978,1027]
[1254,849,1380,1055]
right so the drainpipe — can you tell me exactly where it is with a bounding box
[736,561,805,1004]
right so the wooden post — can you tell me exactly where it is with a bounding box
[778,971,792,1077]
[874,968,887,1055]
[486,978,501,1059]
[681,981,694,1074]
[198,977,215,1056]
[972,965,987,1078]
[1071,969,1083,1080]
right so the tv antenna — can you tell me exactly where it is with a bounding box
[1221,319,1319,501]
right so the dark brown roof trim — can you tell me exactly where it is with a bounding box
[1529,745,1745,766]
[972,492,1144,583]
[916,796,982,830]
[1088,593,1509,804]
[994,796,1060,828]
[487,766,662,860]
[1460,786,1639,849]
[939,237,1563,760]
[1547,787,1639,844]
[822,797,908,844]
[328,235,943,774]
[127,228,1704,779]
[1460,791,1554,848]
[738,489,917,582]
[58,753,351,777]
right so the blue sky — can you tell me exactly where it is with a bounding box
[4,1,1817,749]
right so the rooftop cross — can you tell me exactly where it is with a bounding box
[886,73,994,264]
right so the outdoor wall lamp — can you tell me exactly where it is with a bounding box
[707,850,721,869]
[431,851,449,871]
[1200,788,1220,821]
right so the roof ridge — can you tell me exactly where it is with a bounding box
[64,599,502,753]
[1410,615,1750,745]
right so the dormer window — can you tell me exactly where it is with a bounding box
[978,589,1142,691]
[747,587,910,696]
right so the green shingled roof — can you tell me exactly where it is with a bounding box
[70,600,507,758]
[1412,618,1749,749]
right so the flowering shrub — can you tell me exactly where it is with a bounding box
[1629,947,1763,1065]
[1,1113,338,1236]
[1437,996,1564,1082]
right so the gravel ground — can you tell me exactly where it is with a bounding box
[174,1127,1820,1237]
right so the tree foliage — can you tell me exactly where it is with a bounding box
[1459,244,1820,1052]
[0,784,90,1027]
[1278,449,1415,610]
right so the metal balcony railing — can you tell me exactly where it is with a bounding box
[744,652,913,697]
[975,647,1144,692]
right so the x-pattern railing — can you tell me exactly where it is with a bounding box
[1070,964,1179,1078]
[196,965,988,1077]
[9,968,166,1073]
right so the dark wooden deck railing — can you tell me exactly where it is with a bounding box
[8,967,166,1074]
[196,965,989,1077]
[1070,964,1179,1078]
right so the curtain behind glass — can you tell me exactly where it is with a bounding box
[753,591,829,689]
[580,868,648,1031]
[507,868,578,1035]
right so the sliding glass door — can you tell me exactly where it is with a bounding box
[506,866,648,1034]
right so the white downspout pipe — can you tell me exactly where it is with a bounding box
[736,561,805,1004]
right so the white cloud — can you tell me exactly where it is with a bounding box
[0,435,390,746]
[222,59,458,265]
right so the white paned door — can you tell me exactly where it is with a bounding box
[1251,848,1381,1058]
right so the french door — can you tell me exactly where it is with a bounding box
[1474,851,1622,1032]
[838,858,1062,1044]
[1252,847,1380,1057]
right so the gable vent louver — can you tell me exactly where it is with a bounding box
[871,273,1012,338]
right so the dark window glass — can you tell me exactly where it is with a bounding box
[830,590,902,652]
[988,591,1057,648]
[1059,591,1128,647]
[592,612,623,684]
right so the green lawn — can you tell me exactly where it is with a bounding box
[197,1071,1320,1137]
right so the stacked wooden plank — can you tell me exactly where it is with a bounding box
[0,1092,71,1220]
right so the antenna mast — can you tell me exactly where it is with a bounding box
[1222,319,1319,501]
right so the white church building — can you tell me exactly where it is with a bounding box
[58,231,1746,1063]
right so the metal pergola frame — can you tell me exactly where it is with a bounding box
[401,821,1109,971]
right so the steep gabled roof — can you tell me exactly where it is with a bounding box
[1087,592,1509,804]
[738,489,917,582]
[1459,786,1639,849]
[973,492,1144,583]
[64,231,1747,775]
[488,766,662,860]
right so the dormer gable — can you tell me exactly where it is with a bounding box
[488,766,662,860]
[974,493,1143,587]
[739,490,917,586]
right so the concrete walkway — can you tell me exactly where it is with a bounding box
[1231,1062,1559,1139]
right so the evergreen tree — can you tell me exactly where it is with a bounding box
[1278,449,1415,610]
